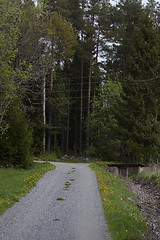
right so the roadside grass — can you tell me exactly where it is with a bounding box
[37,153,91,163]
[36,153,59,162]
[60,158,90,163]
[138,169,160,186]
[90,162,148,240]
[0,162,55,215]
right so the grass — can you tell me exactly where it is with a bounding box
[0,162,55,215]
[138,168,160,186]
[90,162,148,240]
[64,181,71,190]
[35,153,59,162]
[53,218,61,221]
[60,158,89,163]
[36,153,91,163]
[56,197,66,201]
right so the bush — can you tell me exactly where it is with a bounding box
[0,101,33,168]
[39,152,58,162]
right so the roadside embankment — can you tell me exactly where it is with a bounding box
[90,162,148,240]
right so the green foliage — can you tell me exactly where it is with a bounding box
[0,0,21,134]
[88,78,123,161]
[39,152,59,162]
[0,162,56,215]
[0,101,33,169]
[90,163,148,240]
[105,0,160,163]
[1,0,160,163]
[45,0,70,18]
[46,11,77,61]
[138,168,160,186]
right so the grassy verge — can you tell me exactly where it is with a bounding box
[37,153,59,162]
[90,162,148,240]
[138,169,160,186]
[36,153,91,163]
[0,162,55,215]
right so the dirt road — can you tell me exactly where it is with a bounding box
[0,162,109,240]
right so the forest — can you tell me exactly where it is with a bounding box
[0,0,160,168]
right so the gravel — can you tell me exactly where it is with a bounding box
[0,162,109,240]
[124,178,160,240]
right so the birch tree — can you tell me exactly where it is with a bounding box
[0,0,21,134]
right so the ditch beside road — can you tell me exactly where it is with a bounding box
[125,178,160,240]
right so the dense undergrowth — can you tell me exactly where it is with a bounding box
[90,162,148,240]
[37,153,91,163]
[137,168,160,187]
[37,153,59,162]
[0,162,55,215]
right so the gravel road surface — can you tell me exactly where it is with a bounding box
[0,162,109,240]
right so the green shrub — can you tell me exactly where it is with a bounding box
[0,101,33,168]
[138,169,160,186]
[39,152,58,162]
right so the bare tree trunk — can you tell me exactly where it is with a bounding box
[47,43,54,153]
[65,81,70,155]
[74,112,77,155]
[86,53,92,148]
[50,44,54,92]
[61,117,65,153]
[47,108,52,152]
[66,106,70,155]
[54,114,57,148]
[93,30,100,103]
[43,74,46,154]
[79,56,83,156]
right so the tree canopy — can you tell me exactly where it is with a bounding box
[0,0,160,167]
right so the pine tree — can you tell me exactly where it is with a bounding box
[45,0,70,18]
[45,11,77,152]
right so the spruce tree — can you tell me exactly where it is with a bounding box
[0,101,33,168]
[110,0,160,163]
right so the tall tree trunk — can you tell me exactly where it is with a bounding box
[74,112,77,156]
[50,43,54,92]
[61,117,65,153]
[66,81,70,155]
[86,52,92,148]
[43,74,46,154]
[93,31,100,103]
[47,43,54,153]
[54,114,57,148]
[79,56,83,156]
[66,106,70,155]
[47,108,52,152]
